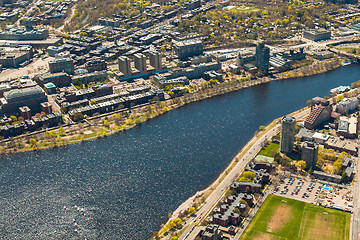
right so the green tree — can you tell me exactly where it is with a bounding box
[342,172,348,182]
[259,125,266,131]
[334,158,342,172]
[58,127,65,136]
[243,171,256,180]
[29,138,37,149]
[188,206,195,215]
[295,160,306,171]
[104,119,110,128]
[10,115,17,122]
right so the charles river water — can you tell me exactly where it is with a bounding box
[1,64,360,239]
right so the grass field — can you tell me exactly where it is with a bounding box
[338,47,360,55]
[241,195,350,240]
[225,5,258,12]
[259,142,279,157]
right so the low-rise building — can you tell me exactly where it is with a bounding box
[338,116,357,139]
[336,97,359,114]
[325,137,358,155]
[313,170,341,183]
[0,86,47,115]
[303,29,331,41]
[37,72,71,87]
[0,45,33,68]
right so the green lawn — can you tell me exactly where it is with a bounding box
[259,142,279,157]
[225,6,258,12]
[241,195,350,240]
[338,47,360,55]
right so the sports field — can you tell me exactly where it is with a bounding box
[241,195,350,240]
[225,6,258,12]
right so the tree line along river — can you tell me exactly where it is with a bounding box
[1,64,360,239]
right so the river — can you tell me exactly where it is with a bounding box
[0,64,360,239]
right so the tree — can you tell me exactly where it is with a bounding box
[295,160,306,171]
[342,172,348,183]
[243,171,256,180]
[308,166,314,175]
[317,156,324,167]
[188,206,195,215]
[170,236,178,240]
[58,127,65,136]
[259,125,266,131]
[29,138,37,149]
[10,115,17,122]
[104,119,110,128]
[333,158,342,172]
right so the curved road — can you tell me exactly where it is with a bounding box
[178,108,310,240]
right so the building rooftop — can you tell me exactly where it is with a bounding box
[4,86,43,100]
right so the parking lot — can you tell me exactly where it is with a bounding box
[273,177,321,204]
[273,176,353,212]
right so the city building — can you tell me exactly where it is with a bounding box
[301,141,318,168]
[304,97,332,130]
[134,53,147,74]
[118,56,132,77]
[19,106,31,120]
[255,42,270,74]
[325,136,358,155]
[313,170,341,183]
[40,102,52,114]
[236,49,255,66]
[303,29,331,41]
[149,51,162,71]
[231,161,274,193]
[174,39,203,61]
[280,116,296,154]
[336,97,360,114]
[0,45,33,68]
[0,86,47,115]
[44,82,56,94]
[98,18,120,28]
[269,52,291,69]
[0,27,49,41]
[196,224,222,240]
[338,116,357,138]
[49,57,74,75]
[37,72,71,87]
[85,58,107,73]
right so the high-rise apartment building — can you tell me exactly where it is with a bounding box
[280,116,296,154]
[118,56,131,77]
[301,141,318,168]
[255,42,270,74]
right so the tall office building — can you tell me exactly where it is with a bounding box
[280,116,296,154]
[255,42,270,74]
[134,53,147,74]
[301,141,318,168]
[149,51,162,71]
[118,56,131,77]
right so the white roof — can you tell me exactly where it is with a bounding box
[312,132,329,141]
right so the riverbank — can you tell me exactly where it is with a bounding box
[156,106,310,239]
[0,58,349,154]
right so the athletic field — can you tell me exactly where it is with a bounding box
[241,194,351,240]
